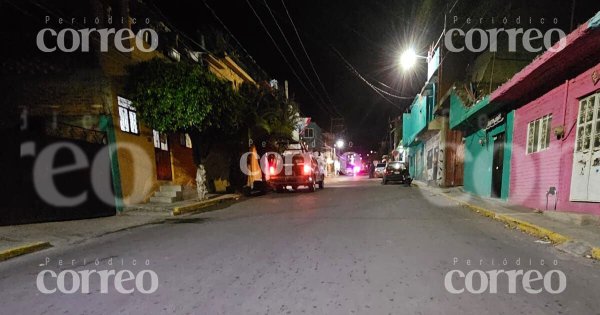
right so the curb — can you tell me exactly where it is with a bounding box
[592,247,600,260]
[0,242,52,262]
[443,193,570,244]
[412,182,571,245]
[172,194,240,216]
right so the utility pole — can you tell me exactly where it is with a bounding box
[388,116,393,153]
[330,117,345,140]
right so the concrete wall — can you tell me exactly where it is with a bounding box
[463,111,513,199]
[510,62,600,215]
[408,142,425,180]
[424,132,441,184]
[510,85,565,210]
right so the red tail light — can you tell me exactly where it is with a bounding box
[303,164,311,174]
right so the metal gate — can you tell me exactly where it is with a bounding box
[2,123,116,225]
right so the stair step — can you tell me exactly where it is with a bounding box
[149,196,177,204]
[154,191,183,198]
[160,185,183,192]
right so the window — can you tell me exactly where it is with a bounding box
[303,128,314,138]
[153,130,168,151]
[526,114,552,154]
[180,133,192,148]
[575,95,599,152]
[117,96,138,134]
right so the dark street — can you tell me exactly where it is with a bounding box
[2,176,599,314]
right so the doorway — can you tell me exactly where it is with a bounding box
[491,133,505,198]
[570,93,600,201]
[153,130,172,181]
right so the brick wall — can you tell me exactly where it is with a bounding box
[510,84,565,210]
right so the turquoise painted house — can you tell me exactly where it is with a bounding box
[403,90,434,181]
[450,92,514,199]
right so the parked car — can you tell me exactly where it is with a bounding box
[382,161,412,185]
[267,141,325,192]
[374,163,386,178]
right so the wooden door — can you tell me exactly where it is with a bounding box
[153,130,172,181]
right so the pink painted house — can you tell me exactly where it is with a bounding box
[490,11,600,215]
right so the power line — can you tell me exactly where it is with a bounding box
[280,0,342,117]
[371,77,403,93]
[201,0,269,78]
[245,0,336,117]
[329,45,414,110]
[262,0,334,116]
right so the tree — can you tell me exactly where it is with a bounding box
[239,82,300,185]
[125,58,243,163]
[125,59,300,191]
[125,58,217,133]
[240,82,299,152]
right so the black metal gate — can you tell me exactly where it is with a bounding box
[1,124,116,226]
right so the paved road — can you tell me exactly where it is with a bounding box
[1,176,599,315]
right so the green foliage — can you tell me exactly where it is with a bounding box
[239,82,299,146]
[125,58,299,152]
[201,79,245,135]
[125,58,239,133]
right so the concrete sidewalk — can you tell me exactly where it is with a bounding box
[413,181,600,260]
[0,194,240,261]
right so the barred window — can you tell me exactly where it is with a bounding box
[117,96,138,135]
[526,115,552,154]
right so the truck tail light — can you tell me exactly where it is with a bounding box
[303,164,311,174]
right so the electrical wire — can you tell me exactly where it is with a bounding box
[262,0,326,107]
[329,45,415,110]
[245,0,336,117]
[280,0,342,117]
[201,0,269,78]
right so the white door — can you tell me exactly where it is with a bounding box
[570,93,600,201]
[589,95,600,201]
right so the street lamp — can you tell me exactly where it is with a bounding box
[336,139,345,149]
[399,47,427,71]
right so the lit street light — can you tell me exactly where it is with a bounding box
[336,139,345,149]
[399,47,427,71]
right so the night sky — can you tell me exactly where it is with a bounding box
[154,0,443,151]
[153,0,600,151]
[3,0,598,151]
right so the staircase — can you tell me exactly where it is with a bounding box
[149,185,184,204]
